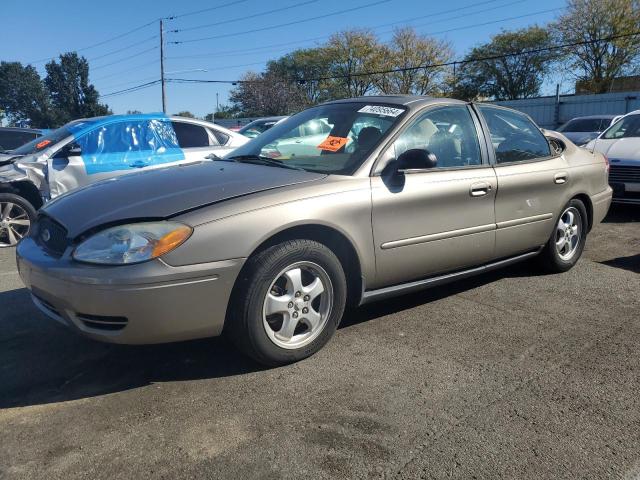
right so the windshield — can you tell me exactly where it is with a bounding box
[558,118,607,132]
[11,122,81,155]
[602,114,640,139]
[226,103,407,174]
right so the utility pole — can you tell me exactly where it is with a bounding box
[160,19,166,113]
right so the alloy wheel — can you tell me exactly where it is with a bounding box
[0,202,31,247]
[555,207,581,261]
[262,261,334,350]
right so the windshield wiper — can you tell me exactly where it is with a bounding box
[226,154,305,171]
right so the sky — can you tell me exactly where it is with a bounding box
[1,0,565,117]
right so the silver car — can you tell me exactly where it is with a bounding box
[0,114,247,247]
[16,96,612,366]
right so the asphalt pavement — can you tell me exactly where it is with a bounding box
[0,205,638,479]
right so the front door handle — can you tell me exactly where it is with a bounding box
[554,172,568,184]
[470,182,492,197]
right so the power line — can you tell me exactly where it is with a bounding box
[163,0,253,20]
[26,20,157,64]
[100,80,161,99]
[170,0,320,33]
[91,59,159,82]
[86,35,158,62]
[165,0,525,59]
[91,46,158,71]
[170,0,392,44]
[165,30,640,86]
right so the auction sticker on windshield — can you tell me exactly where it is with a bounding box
[318,136,349,152]
[358,105,404,117]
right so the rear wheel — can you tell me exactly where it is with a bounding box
[228,239,347,366]
[540,199,587,272]
[0,193,36,248]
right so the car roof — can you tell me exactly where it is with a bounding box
[321,95,467,110]
[0,126,44,133]
[566,115,620,120]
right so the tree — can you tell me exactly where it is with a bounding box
[174,110,195,118]
[377,27,453,96]
[267,48,333,106]
[0,62,52,127]
[452,26,557,100]
[325,29,386,98]
[553,0,640,93]
[229,71,307,117]
[126,109,143,114]
[204,104,239,121]
[44,52,110,125]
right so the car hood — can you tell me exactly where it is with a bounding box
[43,161,326,238]
[562,131,598,145]
[592,137,640,162]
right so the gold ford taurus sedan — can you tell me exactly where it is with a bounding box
[16,96,612,366]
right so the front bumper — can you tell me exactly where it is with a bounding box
[16,237,245,344]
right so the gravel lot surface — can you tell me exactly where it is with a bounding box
[0,205,638,479]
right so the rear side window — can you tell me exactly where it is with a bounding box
[0,131,39,150]
[208,128,229,145]
[478,106,551,163]
[172,121,210,148]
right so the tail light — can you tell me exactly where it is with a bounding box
[603,154,610,174]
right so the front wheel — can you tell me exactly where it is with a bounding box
[0,193,36,248]
[228,239,347,366]
[540,199,587,272]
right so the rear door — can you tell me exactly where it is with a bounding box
[476,105,569,258]
[171,120,231,159]
[370,104,497,288]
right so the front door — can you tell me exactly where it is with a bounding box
[371,104,497,289]
[47,118,185,198]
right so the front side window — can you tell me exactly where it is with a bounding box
[478,106,551,163]
[391,105,482,168]
[602,114,640,139]
[226,103,407,174]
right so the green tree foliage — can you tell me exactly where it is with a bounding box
[174,110,195,118]
[553,0,640,93]
[204,104,240,121]
[377,27,454,95]
[452,26,558,101]
[44,52,110,125]
[0,62,51,127]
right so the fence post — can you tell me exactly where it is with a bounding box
[554,84,560,128]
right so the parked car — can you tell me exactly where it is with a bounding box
[0,127,47,159]
[557,115,622,146]
[16,97,612,365]
[239,116,288,138]
[585,110,640,204]
[0,113,247,247]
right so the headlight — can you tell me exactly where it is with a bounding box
[72,222,192,265]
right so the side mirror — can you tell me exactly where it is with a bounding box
[66,143,82,157]
[396,148,437,172]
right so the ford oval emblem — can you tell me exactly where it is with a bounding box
[41,229,51,242]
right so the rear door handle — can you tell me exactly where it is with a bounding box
[554,172,568,184]
[470,182,492,197]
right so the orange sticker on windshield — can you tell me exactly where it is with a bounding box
[317,136,348,152]
[36,139,51,149]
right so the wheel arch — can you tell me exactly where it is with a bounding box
[572,193,593,232]
[0,181,43,210]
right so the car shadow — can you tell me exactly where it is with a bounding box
[603,204,640,223]
[600,253,640,274]
[0,260,545,409]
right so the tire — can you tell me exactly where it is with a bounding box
[540,198,588,273]
[0,193,36,248]
[228,239,347,366]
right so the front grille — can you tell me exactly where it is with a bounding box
[76,313,128,332]
[34,215,69,257]
[609,165,640,184]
